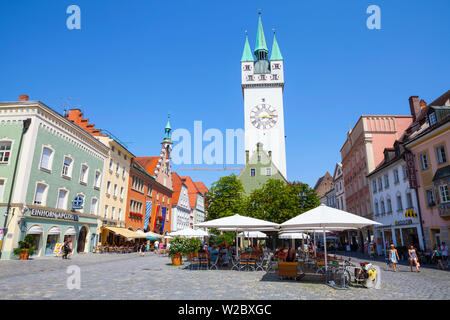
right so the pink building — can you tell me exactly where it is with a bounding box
[340,114,413,248]
[403,91,450,250]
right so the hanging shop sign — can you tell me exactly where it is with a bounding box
[30,209,79,221]
[72,196,84,210]
[405,152,418,189]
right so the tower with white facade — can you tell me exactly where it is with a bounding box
[241,13,287,180]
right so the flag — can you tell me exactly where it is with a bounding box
[144,201,152,230]
[160,207,167,233]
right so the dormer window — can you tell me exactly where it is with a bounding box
[429,112,437,126]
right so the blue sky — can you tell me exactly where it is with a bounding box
[1,0,449,188]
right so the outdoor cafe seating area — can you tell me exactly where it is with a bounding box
[183,204,383,289]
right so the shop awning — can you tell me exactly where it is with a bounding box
[27,225,43,234]
[64,227,77,236]
[103,227,148,239]
[47,227,61,235]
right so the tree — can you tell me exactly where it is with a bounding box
[205,174,246,220]
[245,179,320,224]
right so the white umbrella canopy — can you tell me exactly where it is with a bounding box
[135,230,163,239]
[280,204,381,230]
[278,232,310,240]
[196,214,279,230]
[238,231,267,238]
[196,214,279,256]
[280,204,381,276]
[169,228,210,238]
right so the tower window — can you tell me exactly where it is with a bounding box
[247,75,254,81]
[273,64,281,70]
[243,65,251,71]
[259,75,266,80]
[271,74,278,80]
[250,169,255,177]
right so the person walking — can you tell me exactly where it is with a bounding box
[408,245,420,272]
[67,239,73,259]
[389,244,400,272]
[431,246,444,270]
[154,240,159,254]
[62,240,69,260]
[440,242,448,270]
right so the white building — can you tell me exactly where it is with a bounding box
[333,163,346,211]
[367,146,425,255]
[170,172,191,231]
[241,13,287,179]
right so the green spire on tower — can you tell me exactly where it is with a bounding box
[270,32,283,61]
[254,13,268,54]
[164,114,172,142]
[241,33,254,62]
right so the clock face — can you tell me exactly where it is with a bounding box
[250,104,278,129]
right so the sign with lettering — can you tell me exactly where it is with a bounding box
[53,243,63,255]
[395,219,413,226]
[405,152,417,189]
[30,209,79,221]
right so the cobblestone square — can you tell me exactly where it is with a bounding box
[0,252,448,300]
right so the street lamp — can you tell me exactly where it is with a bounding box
[0,118,31,259]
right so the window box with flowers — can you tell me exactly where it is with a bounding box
[130,212,143,218]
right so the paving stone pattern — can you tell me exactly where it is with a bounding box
[0,252,448,300]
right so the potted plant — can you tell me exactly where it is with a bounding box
[168,236,187,265]
[185,237,201,261]
[12,235,36,260]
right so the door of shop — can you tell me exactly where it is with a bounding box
[77,227,87,253]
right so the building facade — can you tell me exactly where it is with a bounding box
[239,14,287,193]
[314,172,333,205]
[170,172,191,232]
[340,114,412,248]
[403,92,450,250]
[333,163,346,211]
[65,109,134,241]
[367,145,425,255]
[0,97,108,259]
[238,142,286,194]
[181,176,206,229]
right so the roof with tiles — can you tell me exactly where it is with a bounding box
[134,157,159,176]
[171,172,185,206]
[194,182,208,195]
[180,176,201,209]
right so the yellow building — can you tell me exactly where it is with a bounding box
[65,110,134,245]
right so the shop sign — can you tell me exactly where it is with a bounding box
[395,219,413,226]
[405,152,417,189]
[405,209,417,218]
[53,243,63,255]
[30,208,79,221]
[72,196,84,210]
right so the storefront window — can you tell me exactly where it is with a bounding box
[395,229,402,247]
[45,234,60,255]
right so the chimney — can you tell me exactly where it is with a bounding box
[245,150,249,164]
[408,96,420,121]
[18,95,29,101]
[420,99,427,109]
[268,151,272,160]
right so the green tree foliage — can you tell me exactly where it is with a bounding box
[205,174,247,220]
[245,179,320,224]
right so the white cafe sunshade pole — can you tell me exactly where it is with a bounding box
[323,227,328,275]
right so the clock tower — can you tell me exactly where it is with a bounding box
[240,13,287,180]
